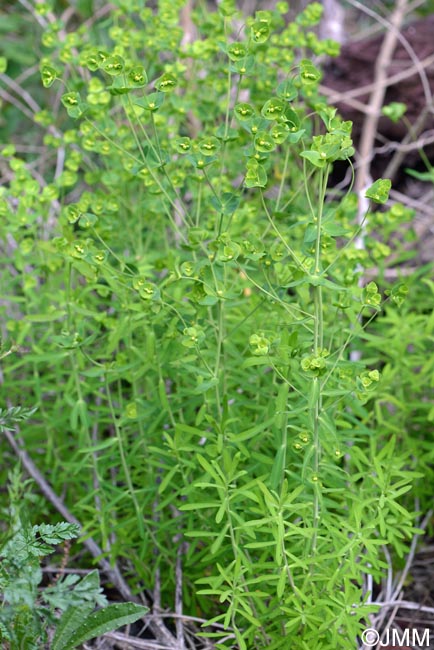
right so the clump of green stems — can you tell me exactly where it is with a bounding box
[0,2,432,649]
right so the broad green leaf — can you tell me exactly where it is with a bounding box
[254,131,276,153]
[52,604,95,650]
[300,150,326,168]
[155,73,177,92]
[56,603,148,650]
[61,92,85,118]
[234,102,255,121]
[299,59,321,85]
[41,65,58,88]
[381,102,406,123]
[251,21,270,43]
[365,178,391,204]
[127,66,147,87]
[134,92,164,112]
[261,97,285,120]
[102,55,125,76]
[244,162,267,188]
[227,42,248,62]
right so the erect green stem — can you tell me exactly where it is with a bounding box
[69,352,109,548]
[308,164,330,557]
[212,280,226,420]
[105,375,145,539]
[260,190,303,269]
[275,145,290,212]
[218,17,233,193]
[86,113,190,239]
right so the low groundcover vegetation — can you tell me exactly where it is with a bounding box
[0,1,433,648]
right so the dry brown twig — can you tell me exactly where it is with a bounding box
[320,52,434,109]
[389,188,434,220]
[346,0,433,106]
[341,0,415,362]
[102,634,176,650]
[361,508,434,650]
[354,0,410,200]
[374,129,434,156]
[343,0,434,223]
[383,106,434,181]
[175,541,186,650]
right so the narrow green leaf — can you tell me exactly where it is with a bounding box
[78,438,117,453]
[244,540,276,548]
[197,454,223,482]
[179,502,220,511]
[25,311,66,322]
[211,524,229,554]
[270,446,285,491]
[228,417,274,442]
[158,465,179,494]
[277,567,287,598]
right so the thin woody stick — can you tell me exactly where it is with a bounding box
[320,52,434,110]
[355,0,410,199]
[346,0,410,363]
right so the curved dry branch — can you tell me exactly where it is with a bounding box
[3,428,179,648]
[354,0,410,198]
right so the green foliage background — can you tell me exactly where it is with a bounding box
[0,1,433,648]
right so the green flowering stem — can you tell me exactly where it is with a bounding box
[222,18,233,144]
[208,190,226,240]
[123,97,193,230]
[128,94,192,225]
[65,261,73,331]
[149,110,164,166]
[68,350,109,548]
[307,164,330,557]
[218,17,237,191]
[104,375,145,539]
[259,191,303,269]
[194,180,203,227]
[125,98,159,169]
[208,270,226,420]
[90,229,135,277]
[85,114,189,240]
[275,145,290,211]
[308,375,321,559]
[202,169,222,210]
[237,264,313,330]
[270,380,290,492]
